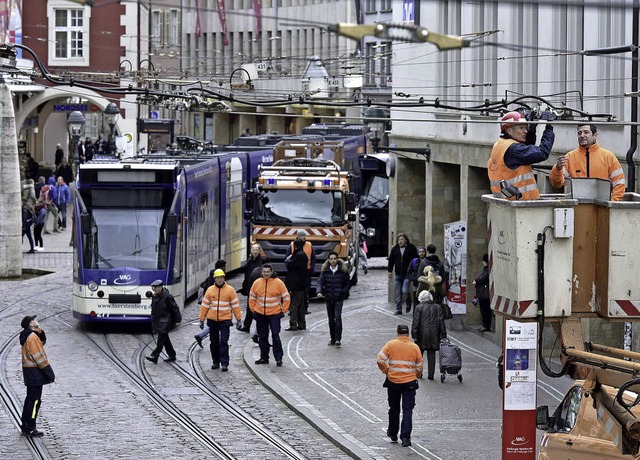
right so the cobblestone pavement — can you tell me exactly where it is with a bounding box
[1,230,574,459]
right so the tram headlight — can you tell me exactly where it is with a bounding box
[88,281,98,292]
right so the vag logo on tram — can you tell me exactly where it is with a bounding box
[113,274,136,285]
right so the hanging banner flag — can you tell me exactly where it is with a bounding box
[217,0,229,46]
[0,0,8,43]
[195,0,201,38]
[253,0,262,39]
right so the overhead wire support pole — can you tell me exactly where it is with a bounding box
[327,23,470,51]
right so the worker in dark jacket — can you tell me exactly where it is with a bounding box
[146,280,182,364]
[20,315,55,437]
[317,251,351,347]
[411,290,446,380]
[284,239,309,331]
[387,233,419,315]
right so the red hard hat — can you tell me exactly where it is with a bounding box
[500,111,525,130]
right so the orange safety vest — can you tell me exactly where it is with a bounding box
[549,143,626,201]
[199,282,242,322]
[377,336,423,383]
[249,277,291,316]
[488,138,540,200]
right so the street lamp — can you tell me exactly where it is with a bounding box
[67,110,85,177]
[363,106,387,148]
[104,102,120,157]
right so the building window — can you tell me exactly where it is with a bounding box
[47,1,91,66]
[168,10,179,47]
[151,10,163,49]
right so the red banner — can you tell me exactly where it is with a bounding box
[195,0,201,38]
[253,0,262,38]
[217,0,229,46]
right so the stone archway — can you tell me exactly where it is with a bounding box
[16,86,116,131]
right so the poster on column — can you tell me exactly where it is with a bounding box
[444,221,467,314]
[503,319,538,459]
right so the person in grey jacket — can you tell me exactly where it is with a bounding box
[411,290,446,380]
[146,280,182,363]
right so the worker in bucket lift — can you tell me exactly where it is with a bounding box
[487,110,555,200]
[549,124,626,201]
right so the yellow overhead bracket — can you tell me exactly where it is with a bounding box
[327,23,469,51]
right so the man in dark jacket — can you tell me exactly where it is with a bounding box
[387,233,419,315]
[284,239,309,331]
[20,315,55,437]
[238,244,269,332]
[55,157,74,185]
[317,251,351,347]
[411,290,446,380]
[473,253,491,332]
[146,280,182,363]
[54,144,64,167]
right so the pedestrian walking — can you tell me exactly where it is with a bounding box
[387,233,419,314]
[408,245,427,305]
[411,290,447,380]
[146,280,182,363]
[238,244,269,333]
[22,179,36,206]
[194,260,226,347]
[22,200,36,253]
[488,111,555,200]
[199,269,242,371]
[316,251,351,347]
[55,176,71,230]
[417,244,447,304]
[40,177,60,234]
[377,324,423,447]
[358,224,368,274]
[473,253,492,332]
[284,238,308,331]
[549,123,626,201]
[33,203,46,251]
[249,264,291,366]
[20,315,55,437]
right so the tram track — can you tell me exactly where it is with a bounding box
[54,313,308,459]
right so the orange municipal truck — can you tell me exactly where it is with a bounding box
[244,140,359,293]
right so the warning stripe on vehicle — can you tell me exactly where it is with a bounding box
[490,288,534,317]
[252,227,345,237]
[611,300,640,317]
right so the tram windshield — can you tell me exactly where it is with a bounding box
[360,175,389,208]
[87,209,168,269]
[253,189,344,225]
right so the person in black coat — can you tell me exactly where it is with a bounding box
[387,233,419,314]
[473,253,491,332]
[284,239,309,331]
[238,244,269,332]
[411,290,446,380]
[317,251,351,347]
[146,280,182,363]
[54,144,64,167]
[55,158,74,185]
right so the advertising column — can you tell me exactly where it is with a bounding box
[444,221,467,314]
[502,319,538,459]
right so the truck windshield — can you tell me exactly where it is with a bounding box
[360,175,389,208]
[254,189,344,225]
[85,209,168,269]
